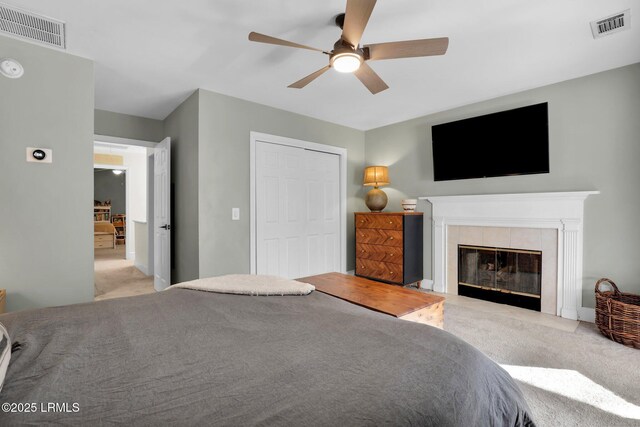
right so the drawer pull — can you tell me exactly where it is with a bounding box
[389,271,394,275]
[389,221,393,224]
[389,237,394,240]
[390,253,394,257]
[361,250,365,253]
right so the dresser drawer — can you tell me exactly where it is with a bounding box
[94,234,114,248]
[356,229,403,247]
[356,243,403,263]
[95,235,113,244]
[355,214,403,230]
[356,259,403,284]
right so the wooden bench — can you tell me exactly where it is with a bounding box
[298,272,445,328]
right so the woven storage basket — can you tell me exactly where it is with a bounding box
[595,278,640,349]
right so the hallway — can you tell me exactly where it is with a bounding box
[94,246,155,300]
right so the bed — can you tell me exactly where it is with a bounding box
[0,280,534,425]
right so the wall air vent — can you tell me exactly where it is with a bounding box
[0,2,65,49]
[590,9,631,39]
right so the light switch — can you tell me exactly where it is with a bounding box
[232,208,240,221]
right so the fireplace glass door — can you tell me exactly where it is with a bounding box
[458,245,542,311]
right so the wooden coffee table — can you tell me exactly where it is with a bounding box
[298,272,445,328]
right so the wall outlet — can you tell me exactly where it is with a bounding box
[26,147,52,163]
[232,208,240,221]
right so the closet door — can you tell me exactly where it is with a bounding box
[255,142,340,278]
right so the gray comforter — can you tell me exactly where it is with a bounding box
[0,288,534,426]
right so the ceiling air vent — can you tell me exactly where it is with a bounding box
[0,2,65,49]
[590,9,631,39]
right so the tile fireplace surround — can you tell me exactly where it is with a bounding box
[420,192,599,321]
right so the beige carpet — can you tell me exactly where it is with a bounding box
[441,297,640,427]
[94,246,155,300]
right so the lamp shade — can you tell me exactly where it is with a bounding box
[363,166,389,187]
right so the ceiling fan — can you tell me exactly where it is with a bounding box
[248,0,449,94]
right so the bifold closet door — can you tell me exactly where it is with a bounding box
[256,141,340,278]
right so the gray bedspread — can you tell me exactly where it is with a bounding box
[0,287,534,426]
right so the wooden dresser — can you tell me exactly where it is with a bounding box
[355,212,423,286]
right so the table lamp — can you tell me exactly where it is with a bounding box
[363,166,389,212]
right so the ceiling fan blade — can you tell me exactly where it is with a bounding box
[288,65,331,89]
[248,32,324,53]
[354,62,388,94]
[342,0,377,47]
[365,37,449,61]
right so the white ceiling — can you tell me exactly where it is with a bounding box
[6,0,640,130]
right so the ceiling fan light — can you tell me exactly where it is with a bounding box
[331,52,362,73]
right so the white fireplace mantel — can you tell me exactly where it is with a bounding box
[419,191,599,320]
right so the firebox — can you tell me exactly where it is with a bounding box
[458,245,542,311]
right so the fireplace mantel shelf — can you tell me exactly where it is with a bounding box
[419,191,599,321]
[420,191,599,204]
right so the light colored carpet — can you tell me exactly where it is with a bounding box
[442,299,640,427]
[94,246,155,300]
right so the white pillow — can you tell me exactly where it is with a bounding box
[0,322,10,394]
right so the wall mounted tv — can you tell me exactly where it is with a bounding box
[431,103,549,181]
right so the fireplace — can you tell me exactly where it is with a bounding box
[458,245,542,311]
[421,191,599,320]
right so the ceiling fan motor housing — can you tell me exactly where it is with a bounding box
[332,39,364,57]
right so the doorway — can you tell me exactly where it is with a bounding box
[93,140,154,300]
[250,132,347,278]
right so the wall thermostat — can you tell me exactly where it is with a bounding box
[26,147,52,163]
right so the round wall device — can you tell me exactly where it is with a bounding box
[32,149,46,161]
[0,58,24,79]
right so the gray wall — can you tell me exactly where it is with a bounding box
[364,63,640,308]
[163,91,200,283]
[94,170,126,214]
[95,109,164,142]
[197,89,366,278]
[0,35,95,312]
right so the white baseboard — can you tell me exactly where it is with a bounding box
[422,279,434,291]
[134,262,150,276]
[578,307,595,323]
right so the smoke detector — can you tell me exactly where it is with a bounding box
[0,58,23,78]
[590,9,631,39]
[0,2,66,49]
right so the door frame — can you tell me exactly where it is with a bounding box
[250,131,348,275]
[94,134,157,272]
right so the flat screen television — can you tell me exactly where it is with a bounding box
[431,103,549,181]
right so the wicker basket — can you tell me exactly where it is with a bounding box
[595,278,640,349]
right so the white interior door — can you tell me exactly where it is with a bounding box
[153,137,171,290]
[256,141,340,278]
